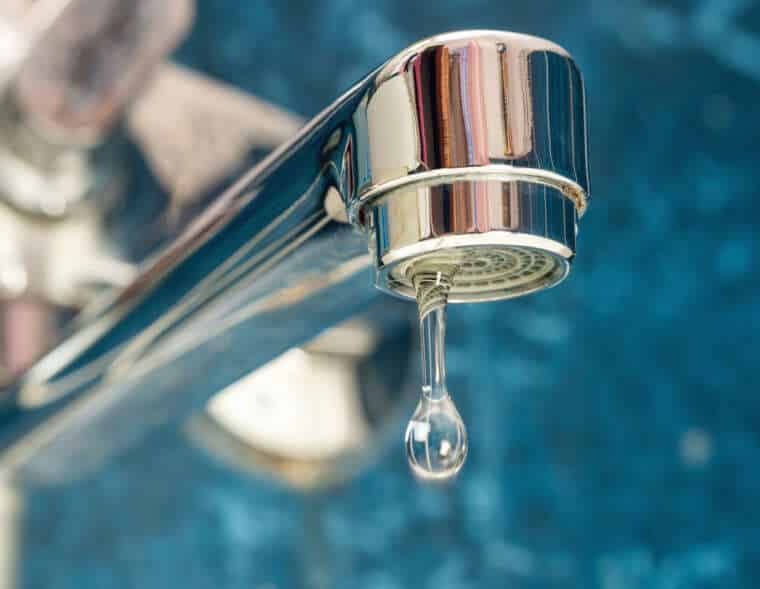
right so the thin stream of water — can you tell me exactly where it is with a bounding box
[404,269,468,481]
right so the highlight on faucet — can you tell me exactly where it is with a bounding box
[0,1,756,588]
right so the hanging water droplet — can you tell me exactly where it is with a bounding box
[405,391,468,481]
[405,264,468,481]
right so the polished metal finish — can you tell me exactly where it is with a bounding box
[344,31,589,301]
[346,31,588,218]
[0,30,590,484]
[369,180,576,301]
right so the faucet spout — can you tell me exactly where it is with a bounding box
[0,30,590,484]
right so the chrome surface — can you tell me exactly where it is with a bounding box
[0,30,590,484]
[345,31,589,301]
[346,31,588,219]
[369,180,576,301]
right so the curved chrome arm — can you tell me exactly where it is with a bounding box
[0,59,389,482]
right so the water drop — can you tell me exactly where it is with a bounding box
[405,391,467,481]
[405,266,468,481]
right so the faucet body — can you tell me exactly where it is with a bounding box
[0,31,589,484]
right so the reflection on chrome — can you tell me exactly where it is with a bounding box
[0,30,590,486]
[189,314,415,491]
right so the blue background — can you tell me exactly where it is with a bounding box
[18,1,760,588]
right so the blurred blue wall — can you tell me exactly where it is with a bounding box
[18,1,760,588]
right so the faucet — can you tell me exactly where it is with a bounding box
[0,30,589,485]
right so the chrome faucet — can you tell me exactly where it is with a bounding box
[0,30,589,485]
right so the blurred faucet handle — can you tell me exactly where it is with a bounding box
[0,0,193,218]
[128,63,304,206]
[0,1,87,94]
[11,0,194,145]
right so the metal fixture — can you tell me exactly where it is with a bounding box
[0,1,301,379]
[0,0,193,385]
[0,30,589,485]
[353,32,588,302]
